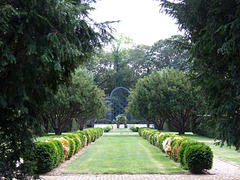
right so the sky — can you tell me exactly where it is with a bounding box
[90,0,182,46]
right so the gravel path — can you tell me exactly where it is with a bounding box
[40,133,240,180]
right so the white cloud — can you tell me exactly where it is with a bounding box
[90,0,182,46]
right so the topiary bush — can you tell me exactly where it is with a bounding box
[67,134,81,154]
[184,144,213,173]
[177,140,200,167]
[32,141,57,174]
[137,128,213,174]
[54,137,69,161]
[104,125,112,132]
[63,136,75,160]
[48,139,64,166]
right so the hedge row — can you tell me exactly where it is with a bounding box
[138,128,213,173]
[32,128,103,174]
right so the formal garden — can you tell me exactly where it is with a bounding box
[1,0,240,179]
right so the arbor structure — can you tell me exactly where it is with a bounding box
[159,0,240,149]
[0,0,111,177]
[107,87,131,121]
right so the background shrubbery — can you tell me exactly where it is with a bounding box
[104,125,113,132]
[138,128,213,174]
[32,128,103,174]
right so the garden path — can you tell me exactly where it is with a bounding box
[41,132,240,180]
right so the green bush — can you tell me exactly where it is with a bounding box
[104,125,112,132]
[129,125,139,132]
[137,128,213,174]
[178,140,196,166]
[75,131,86,147]
[63,136,75,160]
[184,144,213,173]
[67,134,81,153]
[48,139,64,166]
[33,141,57,174]
[82,130,91,144]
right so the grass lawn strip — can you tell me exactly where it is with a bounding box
[62,135,184,174]
[107,128,133,133]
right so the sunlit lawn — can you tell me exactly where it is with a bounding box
[37,128,240,167]
[107,128,134,133]
[62,135,184,174]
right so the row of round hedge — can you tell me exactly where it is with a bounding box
[138,128,213,173]
[32,128,103,174]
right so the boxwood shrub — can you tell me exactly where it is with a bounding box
[138,128,213,174]
[104,125,112,132]
[63,136,75,160]
[184,144,213,173]
[34,128,104,174]
[66,134,81,154]
[33,141,57,174]
[48,139,64,166]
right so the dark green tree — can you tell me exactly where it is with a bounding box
[147,35,191,71]
[127,69,200,134]
[43,68,107,134]
[159,0,240,149]
[0,0,112,178]
[86,43,151,95]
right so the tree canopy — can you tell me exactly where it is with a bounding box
[0,0,112,178]
[127,69,200,134]
[159,0,240,150]
[147,35,191,72]
[43,68,107,135]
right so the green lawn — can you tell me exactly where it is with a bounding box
[107,128,134,133]
[204,142,240,165]
[63,135,184,174]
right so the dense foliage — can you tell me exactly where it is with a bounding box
[138,128,213,173]
[32,128,103,174]
[43,68,107,134]
[0,0,112,178]
[159,0,240,150]
[127,69,200,134]
[147,35,191,72]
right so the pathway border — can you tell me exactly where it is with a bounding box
[40,132,240,180]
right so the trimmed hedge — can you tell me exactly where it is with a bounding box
[32,141,57,174]
[129,125,139,132]
[33,128,103,174]
[104,125,113,132]
[138,128,213,174]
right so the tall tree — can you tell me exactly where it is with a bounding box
[159,0,240,149]
[43,68,107,134]
[127,69,200,134]
[147,35,191,71]
[0,0,112,177]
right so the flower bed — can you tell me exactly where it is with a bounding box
[138,128,213,173]
[32,128,103,174]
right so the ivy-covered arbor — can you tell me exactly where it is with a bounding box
[105,87,132,121]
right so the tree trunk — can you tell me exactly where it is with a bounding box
[54,128,62,135]
[90,118,97,128]
[146,119,150,128]
[79,122,84,131]
[178,129,185,135]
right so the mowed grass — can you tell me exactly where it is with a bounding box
[107,128,134,133]
[204,142,240,165]
[62,135,184,174]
